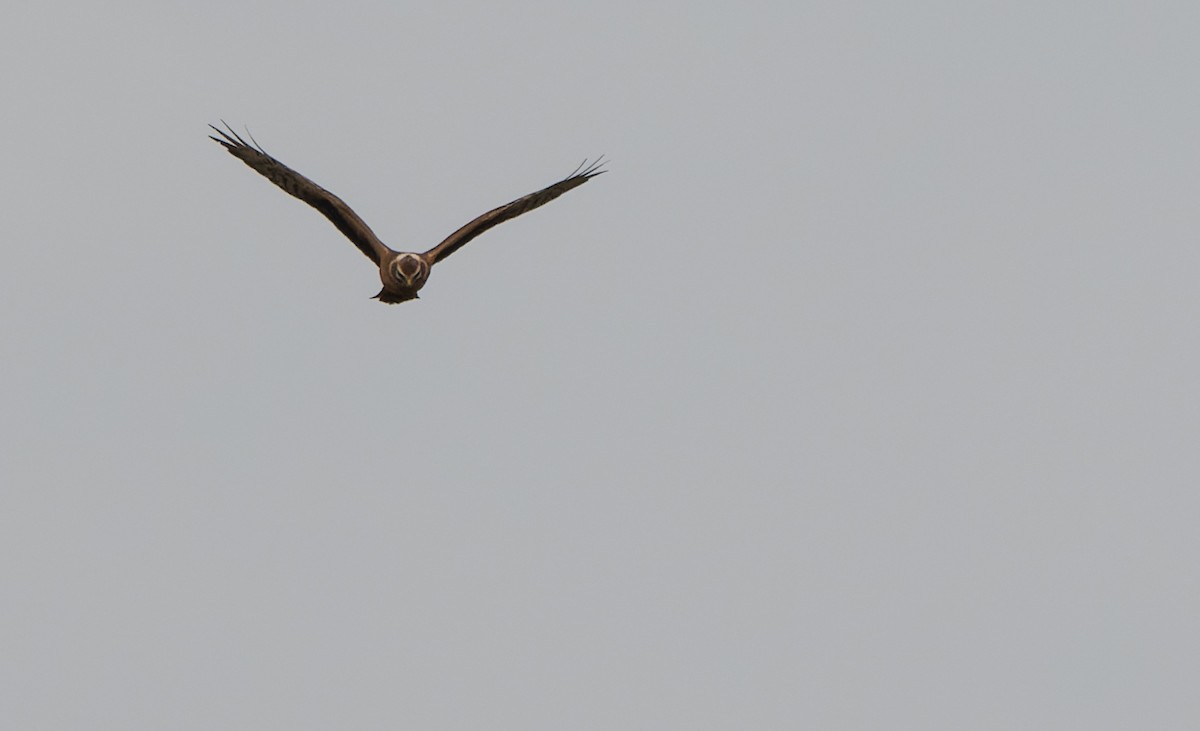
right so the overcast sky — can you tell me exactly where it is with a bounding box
[2,1,1198,729]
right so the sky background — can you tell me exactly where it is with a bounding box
[2,1,1198,728]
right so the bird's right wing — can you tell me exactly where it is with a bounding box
[209,122,391,265]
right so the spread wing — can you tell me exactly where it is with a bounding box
[422,158,607,265]
[208,122,391,265]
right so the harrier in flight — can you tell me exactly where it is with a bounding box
[209,123,605,304]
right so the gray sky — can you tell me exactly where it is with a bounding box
[3,1,1198,728]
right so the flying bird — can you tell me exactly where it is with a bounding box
[208,122,605,304]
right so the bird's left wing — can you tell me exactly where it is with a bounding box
[421,158,606,265]
[209,123,391,265]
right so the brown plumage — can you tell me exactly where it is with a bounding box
[208,122,605,304]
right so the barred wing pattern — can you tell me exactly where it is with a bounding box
[208,123,390,265]
[422,158,607,264]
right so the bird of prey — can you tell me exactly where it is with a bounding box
[208,122,605,304]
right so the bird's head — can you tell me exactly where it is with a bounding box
[392,253,429,288]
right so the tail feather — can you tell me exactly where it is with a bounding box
[372,288,419,304]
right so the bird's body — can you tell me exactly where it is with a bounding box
[376,252,431,304]
[208,123,604,304]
